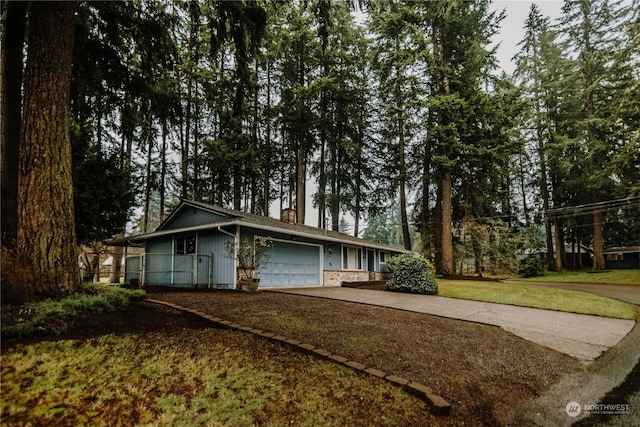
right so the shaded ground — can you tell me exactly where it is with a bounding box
[2,302,448,427]
[12,288,629,425]
[147,289,581,425]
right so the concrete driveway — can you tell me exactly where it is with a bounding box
[267,287,635,361]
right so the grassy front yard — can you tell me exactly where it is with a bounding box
[2,326,437,427]
[437,279,637,320]
[515,269,640,285]
[2,277,636,425]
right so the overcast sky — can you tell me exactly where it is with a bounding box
[490,0,564,75]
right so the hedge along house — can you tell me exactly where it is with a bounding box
[110,200,411,289]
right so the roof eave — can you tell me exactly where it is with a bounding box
[107,218,410,253]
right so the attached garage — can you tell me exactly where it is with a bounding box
[256,241,321,287]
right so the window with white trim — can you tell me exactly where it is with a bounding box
[342,246,362,270]
[175,235,196,255]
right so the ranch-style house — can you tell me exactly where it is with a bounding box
[111,200,410,289]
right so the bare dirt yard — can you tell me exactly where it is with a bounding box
[146,289,581,425]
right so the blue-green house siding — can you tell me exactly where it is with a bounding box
[145,238,172,285]
[138,231,236,287]
[161,208,230,230]
[324,242,341,269]
[197,230,236,288]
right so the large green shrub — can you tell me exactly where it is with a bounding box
[518,255,544,278]
[386,254,438,295]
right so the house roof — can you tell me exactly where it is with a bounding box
[604,246,640,254]
[109,200,412,254]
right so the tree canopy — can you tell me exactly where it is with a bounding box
[2,0,638,301]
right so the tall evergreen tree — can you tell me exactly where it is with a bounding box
[17,1,79,297]
[369,0,425,250]
[422,0,503,274]
[514,4,562,270]
[559,0,628,270]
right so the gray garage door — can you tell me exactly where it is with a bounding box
[256,241,321,287]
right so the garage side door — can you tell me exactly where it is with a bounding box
[256,241,321,287]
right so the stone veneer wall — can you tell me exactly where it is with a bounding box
[323,270,391,286]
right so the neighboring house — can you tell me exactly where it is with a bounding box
[534,243,593,268]
[604,246,640,269]
[110,200,410,289]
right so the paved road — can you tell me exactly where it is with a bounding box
[502,280,640,305]
[267,287,635,362]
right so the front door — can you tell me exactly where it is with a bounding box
[367,249,375,271]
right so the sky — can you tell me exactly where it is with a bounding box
[490,1,564,75]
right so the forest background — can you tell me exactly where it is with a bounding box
[1,0,638,300]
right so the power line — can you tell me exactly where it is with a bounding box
[545,196,640,216]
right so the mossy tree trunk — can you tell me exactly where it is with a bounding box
[17,1,79,296]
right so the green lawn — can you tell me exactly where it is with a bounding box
[1,330,437,426]
[515,269,640,285]
[437,279,637,320]
[1,285,439,426]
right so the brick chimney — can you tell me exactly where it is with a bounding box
[280,208,297,224]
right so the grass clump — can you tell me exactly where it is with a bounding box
[1,283,145,338]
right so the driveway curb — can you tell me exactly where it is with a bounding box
[146,298,451,416]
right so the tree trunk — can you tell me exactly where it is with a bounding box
[433,23,454,275]
[553,218,563,273]
[160,118,167,223]
[421,139,432,259]
[398,116,411,251]
[587,95,605,270]
[473,237,483,277]
[354,153,362,237]
[330,143,339,231]
[441,171,454,276]
[1,1,27,248]
[539,139,554,270]
[591,189,605,270]
[296,143,306,224]
[143,116,154,233]
[17,1,79,297]
[434,181,443,274]
[263,59,272,217]
[518,152,529,226]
